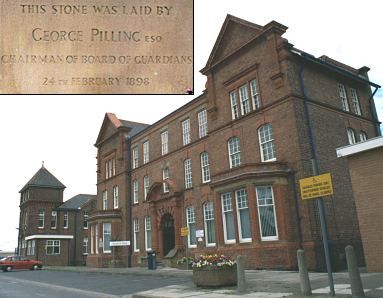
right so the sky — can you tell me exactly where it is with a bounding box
[1,0,382,252]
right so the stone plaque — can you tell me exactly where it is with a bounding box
[0,0,193,94]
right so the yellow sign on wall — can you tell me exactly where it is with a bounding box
[299,173,334,200]
[180,227,189,236]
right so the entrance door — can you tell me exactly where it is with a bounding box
[161,214,175,257]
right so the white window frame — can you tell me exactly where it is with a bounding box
[350,88,361,115]
[221,192,236,244]
[102,190,108,210]
[38,209,45,229]
[235,189,251,243]
[258,124,276,162]
[83,211,88,229]
[228,137,241,168]
[95,224,99,254]
[90,225,94,254]
[162,167,169,193]
[161,130,169,155]
[203,202,216,247]
[105,158,116,179]
[143,141,150,164]
[133,180,139,204]
[145,216,152,251]
[239,84,250,115]
[63,211,68,229]
[250,79,260,110]
[347,128,356,145]
[200,152,211,183]
[46,240,60,255]
[186,206,197,248]
[103,223,111,253]
[197,109,208,138]
[359,131,367,142]
[338,83,350,112]
[132,146,139,169]
[83,237,88,255]
[143,176,150,200]
[184,159,193,189]
[256,186,279,241]
[230,91,239,120]
[113,185,119,209]
[133,218,140,252]
[182,118,191,145]
[51,211,57,229]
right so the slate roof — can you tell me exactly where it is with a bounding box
[120,120,149,138]
[19,166,66,193]
[56,194,95,210]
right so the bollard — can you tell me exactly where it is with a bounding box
[297,249,312,296]
[345,245,365,298]
[236,255,246,292]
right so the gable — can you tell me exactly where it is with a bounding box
[95,113,121,147]
[203,15,263,72]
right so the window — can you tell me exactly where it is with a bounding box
[27,240,35,256]
[113,186,119,209]
[228,137,241,168]
[83,237,88,255]
[350,88,361,115]
[338,83,350,112]
[161,130,168,155]
[133,180,139,204]
[133,218,140,252]
[143,176,150,200]
[38,209,45,228]
[221,192,235,243]
[186,206,197,247]
[200,152,211,183]
[103,223,111,253]
[256,186,278,240]
[132,146,139,168]
[347,128,356,145]
[359,131,367,142]
[63,211,68,229]
[105,158,116,179]
[145,216,152,251]
[90,225,94,254]
[184,159,193,189]
[95,224,99,254]
[182,118,191,145]
[50,211,57,229]
[162,167,169,193]
[250,79,260,110]
[259,124,276,162]
[198,109,208,138]
[203,202,216,246]
[236,189,251,242]
[230,91,239,120]
[83,211,88,229]
[46,240,60,255]
[143,141,149,164]
[239,84,250,115]
[102,190,108,210]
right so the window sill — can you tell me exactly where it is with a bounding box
[188,245,197,249]
[239,238,252,243]
[224,240,236,245]
[261,237,279,241]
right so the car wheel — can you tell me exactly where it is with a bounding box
[32,264,39,270]
[6,266,13,272]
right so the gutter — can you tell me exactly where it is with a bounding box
[126,136,132,267]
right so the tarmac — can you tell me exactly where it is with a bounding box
[45,265,383,298]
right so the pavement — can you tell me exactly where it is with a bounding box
[45,265,383,298]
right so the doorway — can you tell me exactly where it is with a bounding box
[161,213,175,257]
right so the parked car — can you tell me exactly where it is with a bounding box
[0,256,42,272]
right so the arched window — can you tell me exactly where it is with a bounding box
[359,131,367,142]
[347,128,356,145]
[228,137,241,168]
[258,124,276,162]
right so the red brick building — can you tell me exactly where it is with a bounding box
[88,15,381,270]
[337,137,383,272]
[18,165,95,266]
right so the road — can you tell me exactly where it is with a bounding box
[0,269,192,297]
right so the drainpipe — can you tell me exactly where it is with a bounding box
[299,58,335,296]
[369,86,381,136]
[126,137,132,267]
[288,169,303,249]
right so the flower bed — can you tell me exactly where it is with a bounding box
[192,255,237,287]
